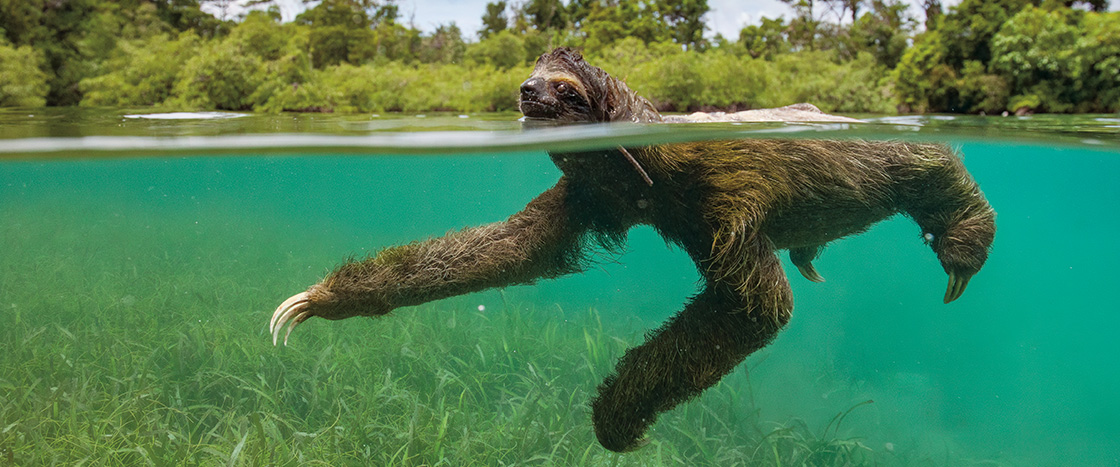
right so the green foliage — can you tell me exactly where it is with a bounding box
[989,6,1079,112]
[229,9,291,61]
[253,80,331,113]
[314,61,528,113]
[1,0,229,106]
[480,1,509,39]
[0,39,49,107]
[937,0,1034,68]
[17,0,116,106]
[739,17,791,60]
[359,22,422,64]
[778,0,824,51]
[79,32,201,107]
[419,23,466,64]
[849,0,916,68]
[589,40,892,114]
[889,32,945,112]
[294,0,377,29]
[955,60,1010,114]
[171,39,263,110]
[5,0,1115,114]
[1077,12,1120,112]
[150,0,228,36]
[467,30,528,69]
[525,0,569,32]
[296,0,415,68]
[1007,93,1043,113]
[643,52,708,111]
[657,0,711,50]
[772,51,896,114]
[579,0,673,51]
[315,63,387,112]
[891,29,1017,113]
[892,2,1117,114]
[248,29,326,113]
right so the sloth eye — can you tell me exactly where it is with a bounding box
[555,82,570,94]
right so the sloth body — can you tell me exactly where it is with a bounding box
[271,48,996,452]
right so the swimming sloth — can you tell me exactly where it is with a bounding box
[270,47,996,452]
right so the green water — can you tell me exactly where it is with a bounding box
[1,110,1119,465]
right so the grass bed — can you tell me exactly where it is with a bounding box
[0,202,922,466]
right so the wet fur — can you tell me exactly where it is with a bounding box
[291,48,996,452]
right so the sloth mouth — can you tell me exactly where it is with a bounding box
[519,100,559,120]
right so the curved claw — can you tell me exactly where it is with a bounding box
[271,292,311,346]
[943,271,972,303]
[282,309,312,346]
[796,263,826,283]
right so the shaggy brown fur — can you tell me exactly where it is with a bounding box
[270,47,996,453]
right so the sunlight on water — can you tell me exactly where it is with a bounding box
[122,111,251,120]
[2,108,1119,159]
[1,111,1118,465]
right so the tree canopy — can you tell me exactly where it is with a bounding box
[0,0,1115,113]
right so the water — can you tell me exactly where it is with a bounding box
[1,109,1118,465]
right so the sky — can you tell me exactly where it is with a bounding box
[205,0,1115,41]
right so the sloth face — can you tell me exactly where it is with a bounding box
[519,48,600,123]
[518,75,594,122]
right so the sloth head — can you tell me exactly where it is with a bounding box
[519,48,661,124]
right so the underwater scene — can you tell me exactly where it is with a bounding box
[1,110,1119,466]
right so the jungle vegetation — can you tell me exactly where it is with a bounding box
[0,0,1117,114]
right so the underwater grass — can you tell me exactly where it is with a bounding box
[0,200,981,466]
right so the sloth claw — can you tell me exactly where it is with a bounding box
[943,271,971,303]
[796,263,826,283]
[271,292,311,346]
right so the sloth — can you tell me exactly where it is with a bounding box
[270,47,996,452]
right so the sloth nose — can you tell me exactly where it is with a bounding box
[520,78,545,99]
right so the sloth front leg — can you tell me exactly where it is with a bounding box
[904,159,996,303]
[270,179,586,345]
[590,234,793,452]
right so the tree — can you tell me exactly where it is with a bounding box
[849,0,915,67]
[1052,0,1109,11]
[371,0,399,25]
[820,0,863,23]
[890,30,949,112]
[579,0,672,52]
[420,23,466,64]
[205,0,236,20]
[1077,11,1120,111]
[525,0,568,32]
[567,0,596,27]
[361,21,421,63]
[935,0,1033,68]
[738,17,791,59]
[657,0,710,50]
[480,1,508,39]
[467,29,526,68]
[230,9,289,61]
[79,32,202,106]
[919,0,942,30]
[296,0,413,67]
[172,37,263,110]
[3,0,157,105]
[0,38,49,107]
[779,0,822,50]
[989,6,1080,112]
[150,0,228,36]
